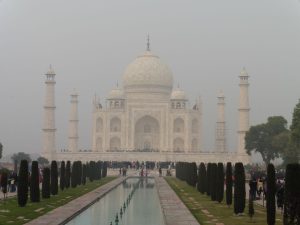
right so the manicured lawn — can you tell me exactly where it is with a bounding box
[165,177,282,225]
[0,177,116,225]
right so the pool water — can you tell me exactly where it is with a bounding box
[65,177,165,225]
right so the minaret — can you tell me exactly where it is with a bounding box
[215,91,226,152]
[42,65,56,161]
[68,91,79,152]
[237,67,250,157]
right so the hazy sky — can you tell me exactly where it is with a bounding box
[0,0,300,158]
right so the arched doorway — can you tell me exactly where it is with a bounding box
[173,138,184,152]
[134,115,160,151]
[110,137,121,151]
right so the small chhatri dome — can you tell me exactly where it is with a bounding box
[171,87,187,100]
[122,41,173,94]
[107,86,124,100]
[218,90,224,98]
[240,67,249,77]
[46,64,56,75]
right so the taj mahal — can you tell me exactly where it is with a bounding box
[42,40,251,164]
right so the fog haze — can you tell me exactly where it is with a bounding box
[0,0,300,161]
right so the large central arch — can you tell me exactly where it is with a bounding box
[134,115,160,151]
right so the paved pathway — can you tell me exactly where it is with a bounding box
[155,177,200,225]
[24,176,126,225]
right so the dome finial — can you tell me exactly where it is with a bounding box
[146,34,150,51]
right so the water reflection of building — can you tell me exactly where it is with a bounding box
[42,40,251,164]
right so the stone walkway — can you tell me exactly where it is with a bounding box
[24,176,126,225]
[155,177,200,225]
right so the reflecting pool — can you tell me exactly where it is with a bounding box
[65,177,165,225]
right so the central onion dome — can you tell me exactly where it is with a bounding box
[122,50,173,95]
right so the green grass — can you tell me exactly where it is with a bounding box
[165,177,282,225]
[0,177,116,225]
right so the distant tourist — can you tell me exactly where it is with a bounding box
[159,167,162,177]
[257,177,263,199]
[122,167,127,177]
[249,178,257,200]
[276,180,284,210]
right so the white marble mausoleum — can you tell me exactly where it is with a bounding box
[42,42,251,164]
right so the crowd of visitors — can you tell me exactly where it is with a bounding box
[0,171,18,199]
[249,176,285,210]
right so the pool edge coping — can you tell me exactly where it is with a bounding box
[155,177,201,225]
[24,176,127,225]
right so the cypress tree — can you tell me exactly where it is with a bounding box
[89,161,95,182]
[0,172,8,199]
[234,162,246,215]
[102,161,108,178]
[190,162,198,187]
[206,163,212,196]
[198,163,206,194]
[201,163,207,194]
[211,163,217,201]
[71,161,77,188]
[216,163,224,203]
[65,161,71,189]
[60,161,65,191]
[82,164,87,185]
[226,162,233,207]
[30,161,40,202]
[17,160,29,207]
[283,163,300,224]
[99,161,102,180]
[78,161,82,185]
[42,167,50,198]
[267,163,276,225]
[197,164,201,192]
[86,162,90,179]
[50,161,58,195]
